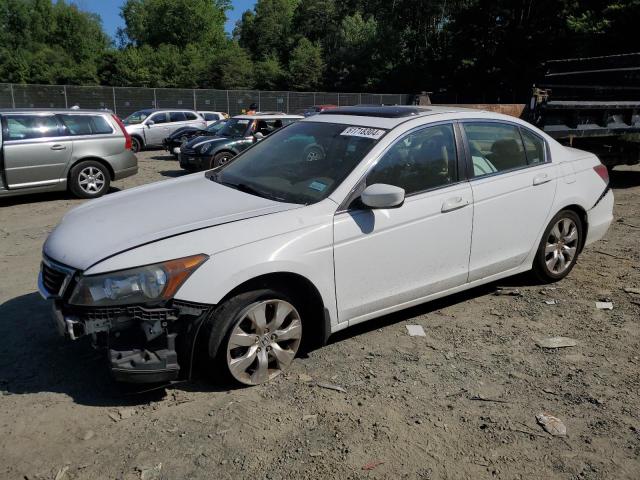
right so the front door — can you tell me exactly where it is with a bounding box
[144,112,170,146]
[461,121,557,281]
[2,114,72,188]
[333,123,473,324]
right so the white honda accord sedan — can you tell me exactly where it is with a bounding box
[39,106,613,385]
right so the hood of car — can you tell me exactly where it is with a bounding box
[184,135,229,150]
[169,126,202,139]
[43,174,301,270]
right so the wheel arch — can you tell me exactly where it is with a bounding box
[555,203,589,253]
[67,157,115,181]
[217,271,328,345]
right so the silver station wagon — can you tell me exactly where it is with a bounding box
[0,109,138,199]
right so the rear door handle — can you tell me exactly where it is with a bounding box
[50,144,67,151]
[442,196,470,213]
[533,173,551,186]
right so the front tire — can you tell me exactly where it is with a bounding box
[203,289,303,386]
[533,210,583,282]
[131,136,142,153]
[69,160,111,199]
[210,151,234,169]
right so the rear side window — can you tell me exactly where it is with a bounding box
[169,112,187,122]
[367,124,458,195]
[58,115,113,136]
[4,115,60,140]
[463,122,527,177]
[520,128,546,165]
[202,113,219,121]
[185,112,198,120]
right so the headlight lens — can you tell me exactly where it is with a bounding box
[200,143,212,154]
[69,254,208,306]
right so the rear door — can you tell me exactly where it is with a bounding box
[461,121,557,281]
[2,114,72,188]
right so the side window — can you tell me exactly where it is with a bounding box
[148,113,167,124]
[169,112,187,122]
[184,112,198,121]
[58,115,113,136]
[367,124,458,195]
[463,122,527,177]
[5,115,60,140]
[520,128,546,165]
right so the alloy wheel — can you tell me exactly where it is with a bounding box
[545,217,578,274]
[78,166,106,195]
[226,299,302,385]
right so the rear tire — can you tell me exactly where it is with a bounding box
[69,160,111,199]
[532,210,583,282]
[202,289,303,386]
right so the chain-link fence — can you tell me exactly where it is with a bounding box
[0,84,410,117]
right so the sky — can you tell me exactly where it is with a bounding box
[71,0,256,39]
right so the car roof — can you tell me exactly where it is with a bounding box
[306,105,485,129]
[232,114,304,120]
[0,108,114,114]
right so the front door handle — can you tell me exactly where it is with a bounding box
[442,196,470,213]
[50,144,67,150]
[533,173,551,186]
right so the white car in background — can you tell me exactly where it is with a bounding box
[198,111,228,126]
[39,106,613,386]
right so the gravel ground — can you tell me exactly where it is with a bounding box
[1,151,639,480]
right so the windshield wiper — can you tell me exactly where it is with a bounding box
[209,175,283,202]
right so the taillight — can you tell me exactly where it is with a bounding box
[593,164,609,184]
[112,114,132,151]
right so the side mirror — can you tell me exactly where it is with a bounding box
[360,184,405,209]
[146,120,155,127]
[253,132,264,141]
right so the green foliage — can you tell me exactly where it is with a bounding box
[119,0,228,49]
[1,0,638,98]
[287,37,324,90]
[0,0,110,84]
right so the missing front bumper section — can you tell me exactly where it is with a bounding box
[52,300,213,383]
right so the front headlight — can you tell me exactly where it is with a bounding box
[200,143,212,154]
[68,254,208,306]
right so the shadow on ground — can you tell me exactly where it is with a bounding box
[609,167,640,189]
[0,273,539,406]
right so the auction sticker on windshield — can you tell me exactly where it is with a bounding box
[340,126,385,139]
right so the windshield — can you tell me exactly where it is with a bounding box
[206,119,227,133]
[123,110,151,125]
[209,122,385,204]
[217,118,251,138]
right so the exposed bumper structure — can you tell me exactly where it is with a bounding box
[39,261,211,384]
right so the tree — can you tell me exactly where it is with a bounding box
[207,42,255,89]
[287,38,324,90]
[237,0,299,60]
[119,0,228,49]
[0,0,110,84]
[254,55,285,89]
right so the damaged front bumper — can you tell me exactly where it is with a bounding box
[45,291,211,383]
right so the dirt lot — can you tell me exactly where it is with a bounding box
[1,151,639,480]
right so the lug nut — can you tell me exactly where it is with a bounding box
[257,347,262,352]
